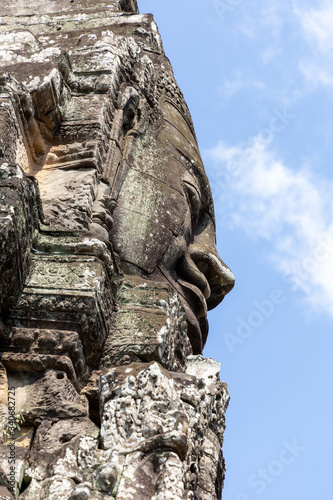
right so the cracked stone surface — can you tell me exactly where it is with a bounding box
[0,1,234,498]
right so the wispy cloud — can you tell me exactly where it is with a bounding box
[206,138,333,316]
[294,1,333,87]
[237,2,285,40]
[218,77,246,99]
[295,2,333,54]
[226,1,333,90]
[299,61,333,88]
[261,46,282,65]
[218,74,265,99]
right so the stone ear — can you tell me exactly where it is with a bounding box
[119,86,140,132]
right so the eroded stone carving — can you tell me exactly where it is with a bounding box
[0,1,234,498]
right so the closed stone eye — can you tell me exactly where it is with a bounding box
[183,181,201,235]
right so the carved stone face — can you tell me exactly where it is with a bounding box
[111,99,235,353]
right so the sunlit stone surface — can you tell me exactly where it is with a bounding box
[0,1,234,498]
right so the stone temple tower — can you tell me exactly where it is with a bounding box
[0,1,235,498]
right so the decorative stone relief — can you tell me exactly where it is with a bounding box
[0,1,234,498]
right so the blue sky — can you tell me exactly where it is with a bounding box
[139,1,333,499]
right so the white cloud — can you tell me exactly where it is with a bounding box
[218,75,265,99]
[294,1,333,87]
[206,138,333,316]
[295,2,333,54]
[219,77,246,99]
[238,2,284,40]
[299,61,333,87]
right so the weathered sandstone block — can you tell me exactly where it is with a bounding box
[0,1,234,498]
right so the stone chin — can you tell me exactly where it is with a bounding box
[172,277,209,355]
[177,264,234,354]
[120,248,235,355]
[165,249,235,354]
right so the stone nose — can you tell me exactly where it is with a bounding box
[188,243,235,310]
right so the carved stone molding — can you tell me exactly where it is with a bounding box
[0,1,234,498]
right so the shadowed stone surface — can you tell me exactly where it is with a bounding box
[0,1,234,498]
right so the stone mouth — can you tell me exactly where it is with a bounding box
[177,277,209,353]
